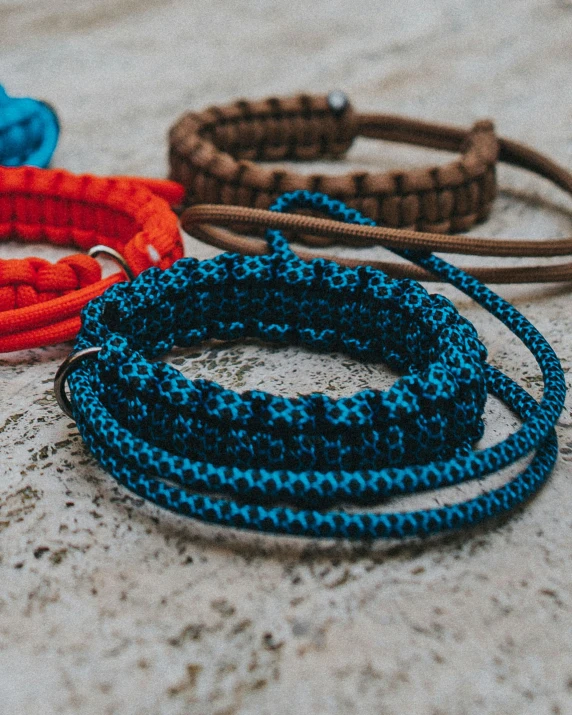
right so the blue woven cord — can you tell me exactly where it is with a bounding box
[66,191,566,539]
[0,85,59,167]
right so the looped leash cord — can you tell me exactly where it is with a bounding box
[0,166,184,352]
[173,92,572,284]
[58,191,566,540]
[0,85,59,168]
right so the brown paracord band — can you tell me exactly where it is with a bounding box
[174,93,572,284]
[169,92,499,235]
[180,129,572,284]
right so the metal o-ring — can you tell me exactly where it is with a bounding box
[88,245,135,282]
[54,347,102,419]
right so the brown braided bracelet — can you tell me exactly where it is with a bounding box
[168,92,499,236]
[180,132,572,284]
[172,93,572,283]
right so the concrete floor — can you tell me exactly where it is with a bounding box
[0,1,572,713]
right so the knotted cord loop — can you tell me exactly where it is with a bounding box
[0,166,184,352]
[0,85,59,168]
[59,191,565,540]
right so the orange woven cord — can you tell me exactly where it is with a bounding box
[116,176,186,207]
[0,166,184,351]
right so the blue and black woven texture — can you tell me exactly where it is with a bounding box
[0,85,59,167]
[67,191,566,539]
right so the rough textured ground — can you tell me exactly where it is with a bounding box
[1,1,572,713]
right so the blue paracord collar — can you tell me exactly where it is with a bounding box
[0,85,59,167]
[58,191,566,540]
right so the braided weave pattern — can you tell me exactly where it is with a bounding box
[0,166,184,351]
[0,85,59,168]
[66,192,565,539]
[168,94,498,234]
[0,255,100,311]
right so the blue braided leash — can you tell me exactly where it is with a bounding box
[0,85,59,167]
[62,191,566,539]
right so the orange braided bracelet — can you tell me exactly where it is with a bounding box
[0,166,184,352]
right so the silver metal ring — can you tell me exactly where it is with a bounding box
[88,245,135,282]
[54,347,102,419]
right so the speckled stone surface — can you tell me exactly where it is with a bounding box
[1,1,572,713]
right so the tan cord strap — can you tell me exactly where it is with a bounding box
[181,173,572,283]
[169,93,498,234]
[183,221,572,283]
[183,204,572,257]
